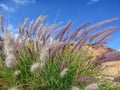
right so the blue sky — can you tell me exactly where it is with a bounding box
[0,0,120,50]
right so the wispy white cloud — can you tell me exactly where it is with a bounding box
[88,0,99,5]
[0,3,15,12]
[6,24,19,38]
[7,24,17,32]
[12,0,35,5]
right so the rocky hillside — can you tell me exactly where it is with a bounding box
[67,43,120,77]
[87,44,120,77]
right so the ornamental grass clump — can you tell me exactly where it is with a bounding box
[0,13,120,89]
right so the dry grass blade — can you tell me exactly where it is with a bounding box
[0,80,9,88]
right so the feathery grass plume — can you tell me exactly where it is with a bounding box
[39,41,65,68]
[3,32,17,56]
[93,36,111,48]
[36,23,44,39]
[42,27,49,45]
[18,39,26,50]
[89,26,120,43]
[73,18,119,48]
[60,60,67,71]
[34,24,45,41]
[25,29,30,37]
[83,18,118,36]
[46,33,52,41]
[49,42,66,58]
[113,76,120,82]
[0,13,4,32]
[60,43,66,56]
[42,24,57,44]
[28,19,34,35]
[105,51,120,58]
[25,37,31,42]
[84,83,98,90]
[60,68,68,77]
[8,86,19,90]
[14,70,21,76]
[74,35,87,51]
[30,62,40,72]
[18,24,21,35]
[14,34,23,49]
[27,47,33,59]
[60,22,73,41]
[92,30,119,47]
[15,34,21,44]
[21,18,29,35]
[40,46,49,66]
[34,38,39,52]
[0,34,3,43]
[37,21,57,40]
[55,22,72,41]
[33,16,47,34]
[76,76,95,84]
[73,18,119,51]
[5,54,16,68]
[74,28,84,41]
[0,14,2,28]
[70,86,80,90]
[69,21,89,41]
[96,51,120,65]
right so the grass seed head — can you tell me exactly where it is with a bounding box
[84,83,98,90]
[71,86,80,90]
[30,62,40,72]
[60,68,68,77]
[5,54,16,68]
[8,86,18,90]
[14,70,21,76]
